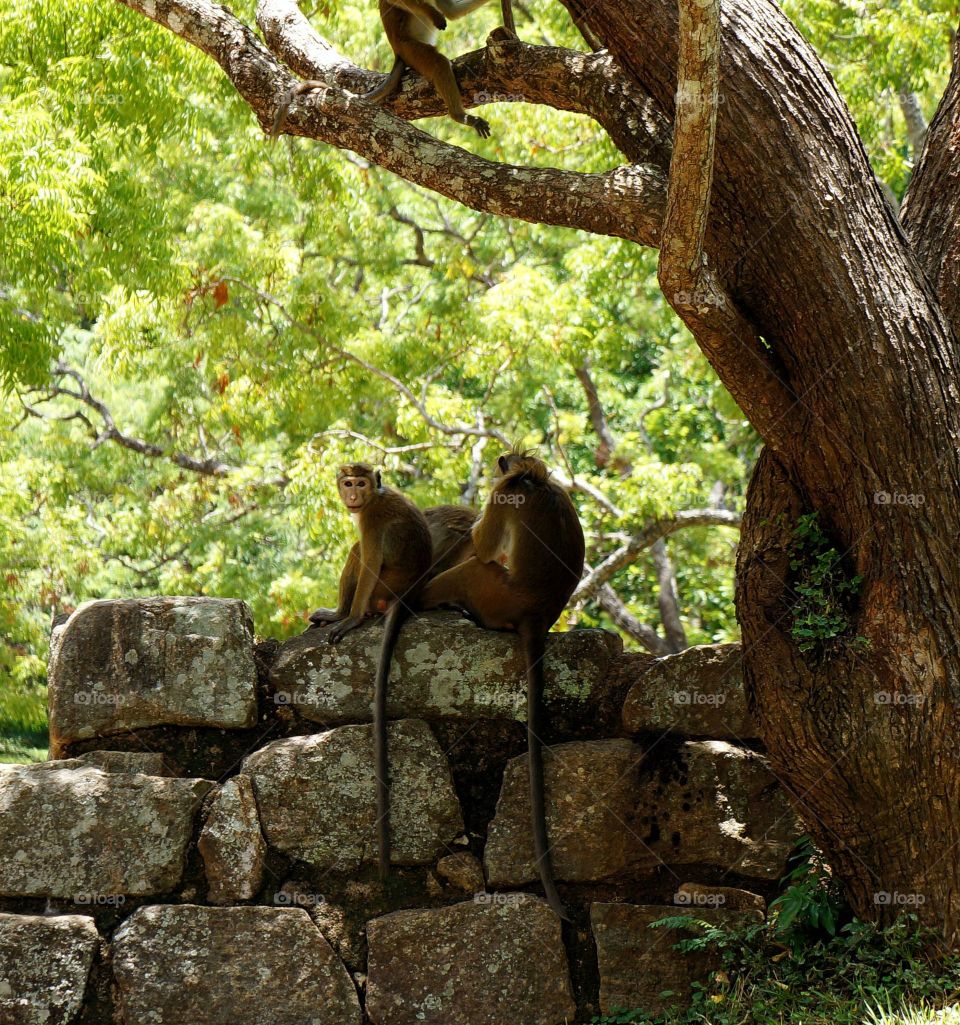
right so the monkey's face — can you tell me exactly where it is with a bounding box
[338,466,379,511]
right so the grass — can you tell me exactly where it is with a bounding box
[590,914,960,1025]
[867,1001,960,1025]
[0,676,48,763]
[0,736,47,762]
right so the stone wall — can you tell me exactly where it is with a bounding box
[0,597,800,1025]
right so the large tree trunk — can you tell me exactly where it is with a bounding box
[563,0,960,940]
[117,0,960,941]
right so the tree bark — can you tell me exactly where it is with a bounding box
[902,32,960,331]
[116,0,960,942]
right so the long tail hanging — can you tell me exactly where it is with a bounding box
[521,619,569,921]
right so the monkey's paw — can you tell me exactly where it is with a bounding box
[432,12,447,28]
[468,115,492,138]
[327,616,364,644]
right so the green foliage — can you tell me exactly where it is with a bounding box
[0,0,757,745]
[782,0,960,196]
[788,513,863,655]
[769,835,847,948]
[0,0,951,750]
[591,914,960,1025]
[592,842,957,1025]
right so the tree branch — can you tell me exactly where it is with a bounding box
[113,0,669,246]
[21,361,288,486]
[902,31,960,337]
[574,359,616,468]
[572,508,741,601]
[257,0,673,168]
[898,90,928,158]
[595,582,669,654]
[651,537,687,652]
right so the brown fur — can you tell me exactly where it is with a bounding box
[271,0,516,139]
[420,452,585,918]
[309,463,433,881]
[424,504,478,576]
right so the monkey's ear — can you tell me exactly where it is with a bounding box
[497,455,510,474]
[375,470,382,489]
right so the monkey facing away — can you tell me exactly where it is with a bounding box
[309,464,433,879]
[271,0,516,140]
[420,451,585,919]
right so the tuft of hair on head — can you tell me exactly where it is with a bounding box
[338,462,374,477]
[338,463,382,487]
[495,447,548,482]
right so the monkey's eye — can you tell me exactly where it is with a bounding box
[357,481,367,487]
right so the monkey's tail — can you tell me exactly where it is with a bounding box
[374,601,409,881]
[520,619,570,922]
[270,80,324,141]
[363,58,405,103]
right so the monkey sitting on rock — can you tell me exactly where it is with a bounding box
[309,463,432,880]
[307,454,584,923]
[420,450,585,919]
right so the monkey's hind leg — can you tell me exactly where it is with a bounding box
[420,557,521,629]
[399,41,491,138]
[309,543,360,627]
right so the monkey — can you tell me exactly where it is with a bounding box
[424,504,477,575]
[308,464,433,880]
[310,501,476,627]
[308,465,432,632]
[419,451,585,920]
[270,0,516,140]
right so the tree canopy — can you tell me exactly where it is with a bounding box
[0,0,956,773]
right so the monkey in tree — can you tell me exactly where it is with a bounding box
[419,451,585,919]
[309,463,433,879]
[271,0,516,140]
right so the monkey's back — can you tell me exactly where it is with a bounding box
[504,479,585,620]
[425,505,478,576]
